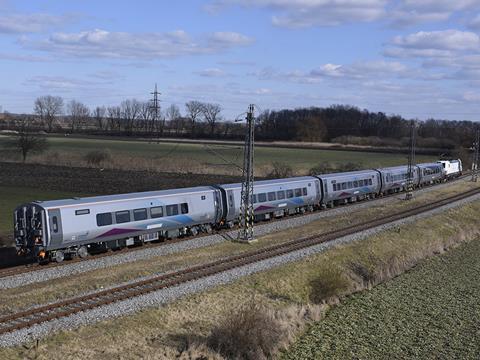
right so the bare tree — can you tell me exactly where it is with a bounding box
[93,106,106,131]
[34,95,64,132]
[140,102,155,132]
[165,104,180,135]
[107,106,121,131]
[185,101,204,137]
[120,99,141,134]
[67,100,90,132]
[8,117,49,162]
[202,103,222,136]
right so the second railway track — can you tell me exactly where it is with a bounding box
[0,186,478,337]
[0,174,472,281]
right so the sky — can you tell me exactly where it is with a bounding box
[0,0,480,121]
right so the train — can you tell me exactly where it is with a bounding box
[14,159,462,263]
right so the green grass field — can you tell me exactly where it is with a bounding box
[0,136,436,175]
[0,186,78,238]
[283,238,480,359]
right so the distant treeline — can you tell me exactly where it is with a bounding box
[0,97,476,150]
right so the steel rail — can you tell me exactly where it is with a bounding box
[0,174,470,280]
[0,185,478,336]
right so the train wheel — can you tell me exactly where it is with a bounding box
[77,246,89,259]
[190,227,199,236]
[54,250,65,263]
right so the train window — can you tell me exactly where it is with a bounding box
[353,181,358,187]
[166,204,179,216]
[253,194,257,203]
[52,216,58,233]
[295,188,302,197]
[302,188,307,196]
[286,189,294,198]
[277,191,285,200]
[116,211,130,224]
[201,195,206,200]
[333,184,337,191]
[341,183,347,190]
[133,208,148,221]
[359,180,364,186]
[308,183,311,187]
[268,192,276,201]
[75,209,90,216]
[150,206,163,218]
[97,213,112,227]
[258,193,267,202]
[180,203,189,214]
[369,179,373,185]
[348,182,353,189]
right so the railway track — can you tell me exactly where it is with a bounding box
[0,185,478,336]
[0,173,471,280]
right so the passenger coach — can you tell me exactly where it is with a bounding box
[15,186,223,262]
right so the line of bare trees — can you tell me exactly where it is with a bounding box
[25,95,229,138]
[2,97,478,152]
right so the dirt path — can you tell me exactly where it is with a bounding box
[284,238,480,359]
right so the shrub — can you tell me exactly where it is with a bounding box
[309,161,361,175]
[84,149,111,167]
[267,161,293,179]
[207,301,283,360]
[309,267,351,303]
[348,260,377,285]
[309,161,335,175]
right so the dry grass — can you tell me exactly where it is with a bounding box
[1,199,479,358]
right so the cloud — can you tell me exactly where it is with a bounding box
[196,68,228,77]
[253,60,411,84]
[22,29,254,60]
[0,52,50,62]
[0,13,75,34]
[384,30,480,60]
[389,0,480,27]
[210,0,480,28]
[210,0,386,27]
[26,75,100,90]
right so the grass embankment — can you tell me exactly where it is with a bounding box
[0,180,475,317]
[283,237,480,359]
[1,184,479,359]
[0,186,78,246]
[0,135,435,176]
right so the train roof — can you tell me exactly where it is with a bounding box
[376,165,408,172]
[30,186,216,209]
[417,162,443,168]
[315,169,378,180]
[219,176,317,190]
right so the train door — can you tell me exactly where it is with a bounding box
[227,190,236,221]
[314,179,321,203]
[48,209,63,249]
[213,190,223,223]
